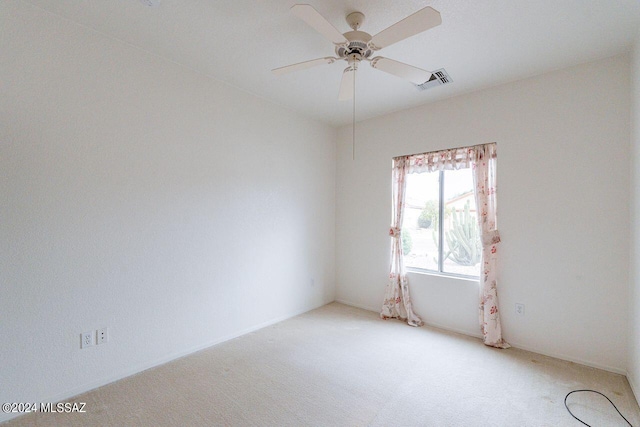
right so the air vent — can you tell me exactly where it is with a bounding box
[414,68,452,91]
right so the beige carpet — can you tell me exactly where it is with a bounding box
[4,303,640,426]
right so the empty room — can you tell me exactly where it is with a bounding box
[2,0,640,425]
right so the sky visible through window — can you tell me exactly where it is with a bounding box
[405,170,474,205]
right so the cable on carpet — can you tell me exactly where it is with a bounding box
[564,389,634,426]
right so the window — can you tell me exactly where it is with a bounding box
[402,167,480,278]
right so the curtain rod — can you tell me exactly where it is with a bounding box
[393,142,497,161]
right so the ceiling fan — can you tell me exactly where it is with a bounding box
[272,4,444,100]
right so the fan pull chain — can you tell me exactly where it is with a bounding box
[352,65,356,160]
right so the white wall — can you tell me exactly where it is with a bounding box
[336,54,631,373]
[0,2,335,421]
[629,33,640,402]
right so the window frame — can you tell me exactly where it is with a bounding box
[404,169,480,280]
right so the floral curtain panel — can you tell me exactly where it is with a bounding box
[380,157,424,327]
[381,143,508,348]
[472,143,509,348]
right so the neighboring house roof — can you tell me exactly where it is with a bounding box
[445,191,475,207]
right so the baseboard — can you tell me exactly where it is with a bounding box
[420,320,484,340]
[506,341,627,375]
[335,299,483,338]
[334,299,627,376]
[628,371,640,408]
[334,298,379,313]
[0,301,329,424]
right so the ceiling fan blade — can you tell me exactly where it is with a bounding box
[272,57,336,75]
[369,57,431,84]
[370,6,441,50]
[338,65,355,101]
[291,4,348,45]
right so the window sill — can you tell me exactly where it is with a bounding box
[405,268,479,283]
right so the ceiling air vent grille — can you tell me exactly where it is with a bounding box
[415,68,452,91]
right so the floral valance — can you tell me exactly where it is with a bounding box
[394,143,496,174]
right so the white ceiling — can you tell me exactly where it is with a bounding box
[23,0,640,127]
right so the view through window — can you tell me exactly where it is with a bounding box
[402,168,480,277]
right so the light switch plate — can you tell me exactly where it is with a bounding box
[97,327,109,345]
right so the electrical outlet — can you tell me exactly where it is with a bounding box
[81,331,94,349]
[515,303,525,316]
[97,327,109,345]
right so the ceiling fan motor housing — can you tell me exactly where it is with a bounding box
[335,30,373,59]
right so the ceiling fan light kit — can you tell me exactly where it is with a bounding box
[272,4,447,100]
